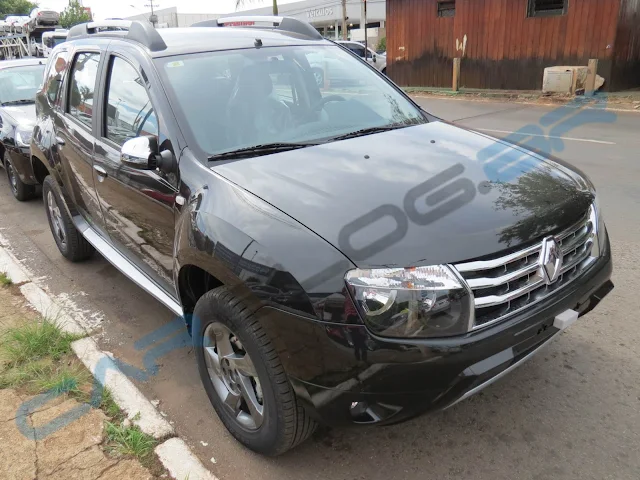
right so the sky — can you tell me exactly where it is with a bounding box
[46,0,302,20]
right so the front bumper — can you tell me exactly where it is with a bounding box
[259,242,613,427]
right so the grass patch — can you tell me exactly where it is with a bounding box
[0,358,52,389]
[0,272,12,286]
[0,319,83,366]
[98,386,124,421]
[105,421,157,460]
[32,362,91,396]
[0,355,92,399]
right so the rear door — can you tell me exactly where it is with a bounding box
[92,50,178,296]
[54,49,107,233]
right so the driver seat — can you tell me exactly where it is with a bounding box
[226,63,288,146]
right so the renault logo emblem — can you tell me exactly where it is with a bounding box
[539,237,563,285]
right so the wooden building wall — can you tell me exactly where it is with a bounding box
[387,0,624,90]
[610,0,640,90]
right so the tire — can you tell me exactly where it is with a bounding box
[42,176,94,262]
[193,287,316,456]
[312,67,324,87]
[4,151,35,201]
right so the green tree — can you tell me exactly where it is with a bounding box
[377,37,386,53]
[59,0,91,29]
[0,0,37,16]
[236,0,278,15]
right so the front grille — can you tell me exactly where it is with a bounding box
[454,209,596,329]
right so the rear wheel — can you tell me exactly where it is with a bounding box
[42,176,94,262]
[193,287,316,456]
[4,151,35,201]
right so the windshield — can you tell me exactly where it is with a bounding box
[0,64,45,104]
[45,36,66,48]
[156,45,426,157]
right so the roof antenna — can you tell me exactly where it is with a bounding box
[254,38,263,48]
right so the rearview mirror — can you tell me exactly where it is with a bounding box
[121,136,156,169]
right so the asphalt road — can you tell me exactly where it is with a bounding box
[1,97,639,480]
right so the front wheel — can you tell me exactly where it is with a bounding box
[193,287,316,456]
[4,152,35,201]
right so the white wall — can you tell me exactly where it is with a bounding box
[222,0,386,24]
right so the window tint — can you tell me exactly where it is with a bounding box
[104,56,158,146]
[437,1,456,17]
[348,44,365,57]
[68,52,100,128]
[527,0,567,17]
[158,46,426,157]
[0,64,45,104]
[44,50,69,105]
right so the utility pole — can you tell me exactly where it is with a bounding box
[363,0,368,58]
[341,0,347,40]
[144,2,159,26]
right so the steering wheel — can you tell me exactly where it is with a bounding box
[310,95,347,112]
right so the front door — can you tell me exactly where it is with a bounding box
[93,54,178,297]
[55,51,105,231]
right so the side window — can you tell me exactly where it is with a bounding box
[67,52,100,128]
[348,44,366,57]
[104,56,158,146]
[44,50,70,106]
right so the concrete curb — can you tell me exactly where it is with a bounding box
[71,336,175,439]
[156,438,217,480]
[0,237,217,480]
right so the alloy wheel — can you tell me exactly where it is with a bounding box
[203,322,264,430]
[6,161,18,196]
[47,191,66,248]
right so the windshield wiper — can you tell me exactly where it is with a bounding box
[208,142,318,161]
[1,99,34,106]
[328,124,409,142]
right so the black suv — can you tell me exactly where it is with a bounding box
[31,18,613,456]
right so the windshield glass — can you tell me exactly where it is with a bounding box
[156,45,426,157]
[45,36,66,48]
[0,64,45,104]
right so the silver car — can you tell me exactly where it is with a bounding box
[29,7,60,27]
[336,40,387,75]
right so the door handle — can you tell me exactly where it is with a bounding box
[93,165,108,181]
[55,136,65,146]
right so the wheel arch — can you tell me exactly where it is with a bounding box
[177,264,225,317]
[31,155,50,185]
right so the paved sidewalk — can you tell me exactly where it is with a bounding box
[0,282,154,480]
[0,390,151,480]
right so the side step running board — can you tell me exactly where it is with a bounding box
[73,215,183,317]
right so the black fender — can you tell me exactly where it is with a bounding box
[173,149,358,325]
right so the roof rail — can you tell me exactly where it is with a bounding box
[192,16,322,40]
[67,20,167,52]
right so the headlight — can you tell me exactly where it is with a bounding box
[589,198,606,257]
[15,125,34,147]
[345,265,474,338]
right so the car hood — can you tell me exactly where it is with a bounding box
[212,121,593,268]
[2,103,36,126]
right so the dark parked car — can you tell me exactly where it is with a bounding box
[31,18,613,456]
[0,58,46,200]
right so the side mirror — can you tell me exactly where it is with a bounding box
[121,136,156,169]
[373,55,377,63]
